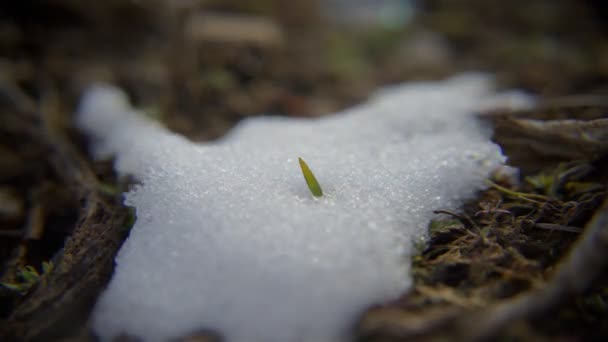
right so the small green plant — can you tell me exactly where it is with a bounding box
[1,261,53,295]
[298,157,323,197]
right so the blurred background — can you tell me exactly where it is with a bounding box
[1,0,607,139]
[0,1,607,340]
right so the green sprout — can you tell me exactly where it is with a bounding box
[0,261,53,295]
[298,157,323,197]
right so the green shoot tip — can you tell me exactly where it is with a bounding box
[298,157,323,197]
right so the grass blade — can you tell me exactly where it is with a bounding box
[298,157,323,197]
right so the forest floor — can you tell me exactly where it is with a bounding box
[0,1,607,340]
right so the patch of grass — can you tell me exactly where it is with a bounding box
[1,261,53,295]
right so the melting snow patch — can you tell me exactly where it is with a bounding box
[78,74,529,341]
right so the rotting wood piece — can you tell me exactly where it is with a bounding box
[483,99,608,173]
[0,197,130,341]
[494,117,608,167]
[0,88,131,341]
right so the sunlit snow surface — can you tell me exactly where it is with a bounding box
[78,74,529,341]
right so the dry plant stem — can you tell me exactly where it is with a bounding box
[460,198,608,340]
[485,180,548,203]
[537,95,608,109]
[433,209,480,231]
[534,222,583,233]
[1,205,45,284]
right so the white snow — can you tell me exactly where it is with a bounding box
[77,74,529,342]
